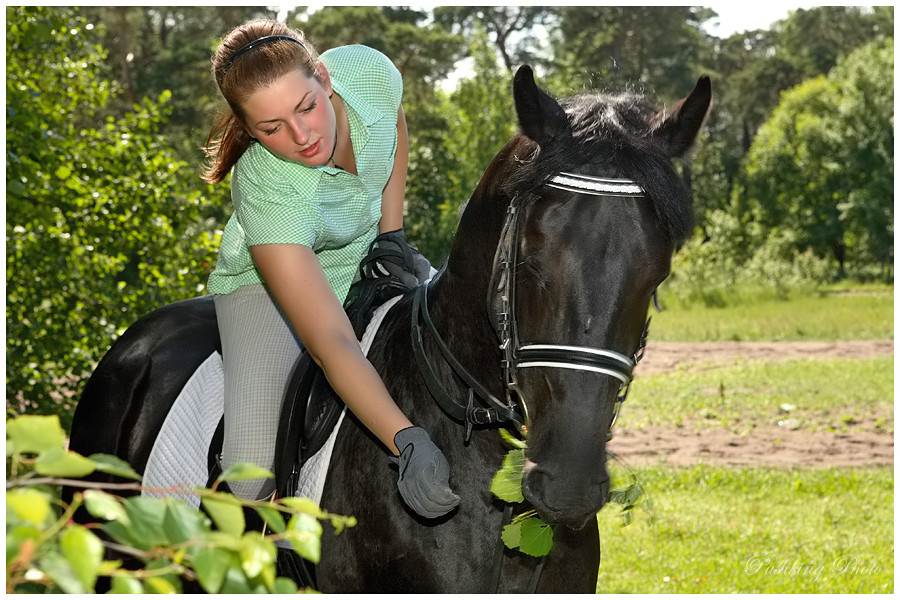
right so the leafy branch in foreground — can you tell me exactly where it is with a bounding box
[489,430,651,557]
[6,414,355,593]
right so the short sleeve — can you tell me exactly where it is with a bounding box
[321,45,402,116]
[232,149,319,247]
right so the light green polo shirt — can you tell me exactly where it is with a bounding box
[206,44,403,303]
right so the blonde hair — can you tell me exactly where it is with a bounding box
[202,20,321,183]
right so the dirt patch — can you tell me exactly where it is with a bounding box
[610,340,894,467]
[608,425,894,468]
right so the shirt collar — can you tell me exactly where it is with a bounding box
[329,76,382,127]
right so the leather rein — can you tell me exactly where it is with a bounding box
[411,171,650,443]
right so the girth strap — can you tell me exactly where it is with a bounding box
[411,281,523,438]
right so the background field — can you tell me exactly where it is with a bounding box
[652,288,893,342]
[596,290,894,593]
[597,465,893,593]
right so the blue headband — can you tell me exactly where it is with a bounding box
[223,34,306,71]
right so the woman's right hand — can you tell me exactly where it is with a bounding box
[391,426,460,518]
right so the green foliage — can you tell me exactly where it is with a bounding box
[490,442,554,557]
[76,6,276,167]
[740,37,893,279]
[664,211,832,307]
[490,439,650,557]
[6,6,226,427]
[501,511,554,557]
[549,6,714,100]
[490,448,525,503]
[6,414,353,593]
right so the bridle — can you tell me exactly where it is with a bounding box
[411,171,650,443]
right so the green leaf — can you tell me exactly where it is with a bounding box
[518,516,553,557]
[273,577,299,594]
[55,165,72,179]
[280,496,325,517]
[59,524,104,591]
[490,448,525,503]
[238,533,276,579]
[285,512,322,564]
[144,576,178,594]
[254,505,286,534]
[34,447,96,477]
[499,427,528,449]
[163,500,209,544]
[83,489,127,522]
[6,415,66,455]
[202,493,245,537]
[192,546,229,593]
[217,462,274,483]
[119,496,173,549]
[88,453,142,481]
[622,482,644,505]
[329,514,357,535]
[6,488,52,526]
[40,550,87,594]
[500,520,522,550]
[110,575,144,594]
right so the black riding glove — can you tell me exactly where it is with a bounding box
[361,228,432,288]
[391,426,460,519]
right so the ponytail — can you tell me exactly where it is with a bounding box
[202,111,254,184]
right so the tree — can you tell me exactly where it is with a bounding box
[76,6,275,167]
[741,38,893,279]
[432,6,553,72]
[6,6,224,427]
[436,26,517,230]
[827,38,894,278]
[548,6,715,100]
[691,6,893,233]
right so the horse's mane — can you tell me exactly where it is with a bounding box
[501,90,694,244]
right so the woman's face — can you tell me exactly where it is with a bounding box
[241,66,337,166]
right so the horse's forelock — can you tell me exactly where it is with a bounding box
[499,90,694,244]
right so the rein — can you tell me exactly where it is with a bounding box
[409,171,651,593]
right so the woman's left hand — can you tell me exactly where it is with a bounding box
[361,228,432,287]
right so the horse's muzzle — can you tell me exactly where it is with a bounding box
[522,459,610,530]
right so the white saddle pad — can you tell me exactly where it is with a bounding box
[142,295,402,508]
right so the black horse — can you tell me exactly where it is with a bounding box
[68,66,710,593]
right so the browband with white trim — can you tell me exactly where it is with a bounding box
[547,172,644,197]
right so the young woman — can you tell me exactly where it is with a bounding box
[202,20,458,519]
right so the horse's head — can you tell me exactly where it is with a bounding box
[440,67,710,529]
[510,67,710,528]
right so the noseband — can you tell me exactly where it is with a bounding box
[411,172,650,442]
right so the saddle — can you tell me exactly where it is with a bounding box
[205,274,409,491]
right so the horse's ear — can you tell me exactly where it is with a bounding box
[650,75,712,158]
[513,65,569,146]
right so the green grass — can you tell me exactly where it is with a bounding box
[597,465,894,593]
[652,291,893,341]
[623,356,894,433]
